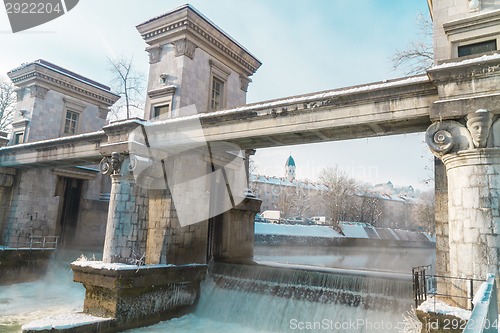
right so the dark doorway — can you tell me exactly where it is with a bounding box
[56,177,83,247]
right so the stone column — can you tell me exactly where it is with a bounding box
[426,110,500,306]
[101,153,147,264]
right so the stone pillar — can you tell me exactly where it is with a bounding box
[434,158,450,295]
[426,110,500,306]
[215,195,261,263]
[101,153,148,264]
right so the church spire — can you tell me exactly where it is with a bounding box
[285,154,296,181]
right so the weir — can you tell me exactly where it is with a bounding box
[125,262,414,333]
[12,256,416,333]
[4,1,500,331]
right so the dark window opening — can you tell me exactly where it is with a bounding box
[14,132,24,144]
[458,40,497,57]
[153,104,170,119]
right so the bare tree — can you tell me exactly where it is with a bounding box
[0,78,16,130]
[412,190,435,234]
[248,158,260,195]
[319,166,358,228]
[290,185,311,218]
[107,55,146,120]
[277,185,295,219]
[355,188,383,226]
[391,13,433,76]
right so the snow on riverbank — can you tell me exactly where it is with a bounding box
[254,222,344,238]
[418,297,471,320]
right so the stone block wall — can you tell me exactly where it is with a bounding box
[146,189,209,265]
[145,41,247,119]
[74,199,109,250]
[433,0,500,63]
[216,196,261,262]
[2,169,60,246]
[445,151,500,280]
[166,221,209,265]
[0,183,13,243]
[102,174,148,263]
[20,90,106,143]
[434,158,450,296]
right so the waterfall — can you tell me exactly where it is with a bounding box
[192,262,414,332]
[0,249,90,333]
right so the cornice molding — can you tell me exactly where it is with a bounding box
[444,9,500,36]
[8,62,120,108]
[137,6,262,77]
[147,85,177,99]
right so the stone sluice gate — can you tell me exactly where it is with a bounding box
[210,262,413,313]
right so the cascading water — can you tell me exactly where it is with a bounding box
[0,250,90,333]
[2,247,427,332]
[128,262,415,333]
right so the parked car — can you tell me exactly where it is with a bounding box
[285,217,314,225]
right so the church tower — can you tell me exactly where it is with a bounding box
[285,155,296,182]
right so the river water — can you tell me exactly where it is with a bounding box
[0,245,435,332]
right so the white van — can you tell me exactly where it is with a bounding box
[310,216,327,225]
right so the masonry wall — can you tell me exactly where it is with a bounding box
[434,158,449,279]
[73,173,109,250]
[433,0,500,62]
[103,174,149,263]
[18,90,106,143]
[145,43,246,119]
[0,185,13,243]
[179,47,245,111]
[2,169,59,246]
[147,190,208,265]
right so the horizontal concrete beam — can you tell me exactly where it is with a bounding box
[0,75,438,168]
[0,131,106,168]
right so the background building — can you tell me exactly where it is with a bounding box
[250,155,433,232]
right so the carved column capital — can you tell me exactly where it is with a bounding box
[29,85,48,99]
[172,38,198,59]
[15,88,26,102]
[147,46,162,64]
[425,120,473,158]
[466,109,494,148]
[426,110,500,158]
[100,153,135,176]
[239,75,251,92]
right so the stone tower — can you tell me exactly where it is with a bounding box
[7,59,119,144]
[285,155,296,182]
[136,4,262,119]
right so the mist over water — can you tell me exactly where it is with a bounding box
[0,246,434,332]
[0,250,90,332]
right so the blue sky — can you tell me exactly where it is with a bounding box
[0,0,434,190]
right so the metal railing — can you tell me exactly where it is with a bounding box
[412,265,484,310]
[9,235,59,250]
